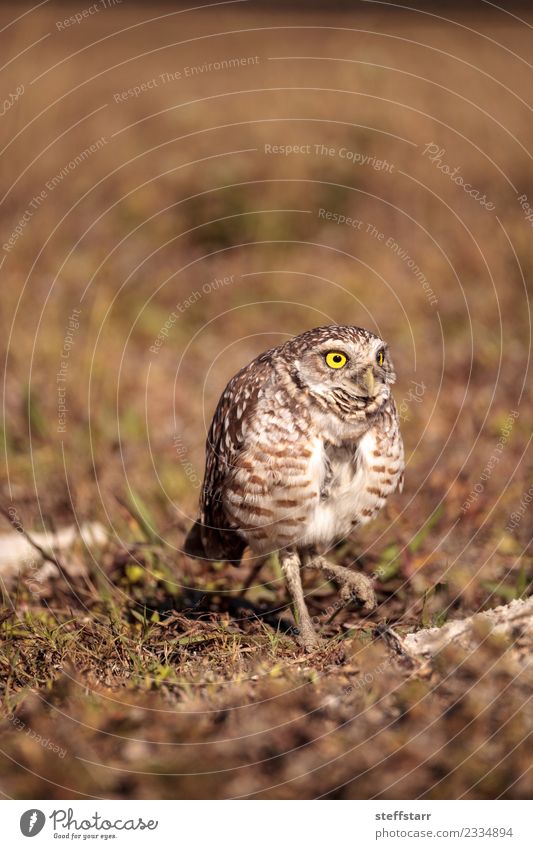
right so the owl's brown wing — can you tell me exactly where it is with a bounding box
[184,353,273,563]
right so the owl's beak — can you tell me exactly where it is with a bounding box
[363,366,375,397]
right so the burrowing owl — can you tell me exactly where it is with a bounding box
[185,325,404,649]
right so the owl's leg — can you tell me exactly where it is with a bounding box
[303,552,376,613]
[279,549,319,651]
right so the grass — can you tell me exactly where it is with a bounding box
[0,1,532,799]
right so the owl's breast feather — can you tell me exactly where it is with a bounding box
[303,422,404,547]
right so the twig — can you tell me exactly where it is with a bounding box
[373,622,417,666]
[0,505,68,581]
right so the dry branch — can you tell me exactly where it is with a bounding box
[0,522,107,582]
[403,596,533,661]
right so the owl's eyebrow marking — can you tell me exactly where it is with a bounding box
[323,343,348,351]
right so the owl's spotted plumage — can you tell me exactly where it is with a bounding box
[185,325,404,649]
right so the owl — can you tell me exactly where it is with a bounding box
[185,325,404,650]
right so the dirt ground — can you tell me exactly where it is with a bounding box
[0,2,532,799]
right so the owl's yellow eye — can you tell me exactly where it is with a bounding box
[376,349,385,367]
[325,351,347,369]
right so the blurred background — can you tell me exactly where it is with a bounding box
[0,1,531,800]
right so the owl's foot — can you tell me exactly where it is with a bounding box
[337,570,377,612]
[294,622,320,652]
[305,554,377,613]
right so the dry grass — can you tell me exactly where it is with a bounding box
[0,2,532,799]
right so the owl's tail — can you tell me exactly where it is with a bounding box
[183,520,245,565]
[183,520,207,559]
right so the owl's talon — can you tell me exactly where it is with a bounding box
[339,575,377,612]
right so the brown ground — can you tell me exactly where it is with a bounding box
[0,1,532,799]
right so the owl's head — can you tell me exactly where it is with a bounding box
[283,325,396,420]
